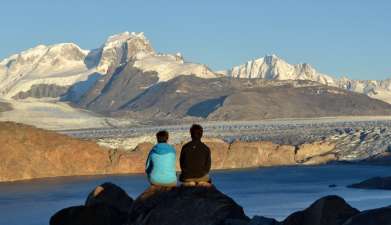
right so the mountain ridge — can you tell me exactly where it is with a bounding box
[1,31,391,121]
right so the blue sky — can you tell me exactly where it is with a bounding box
[1,0,390,80]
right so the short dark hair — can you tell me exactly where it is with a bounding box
[156,130,169,143]
[190,124,203,140]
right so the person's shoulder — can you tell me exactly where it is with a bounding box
[154,143,175,153]
[200,141,210,148]
[182,141,193,148]
[166,143,177,153]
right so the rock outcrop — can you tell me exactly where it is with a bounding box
[282,195,359,225]
[85,182,133,213]
[128,186,249,225]
[223,141,296,168]
[50,183,133,225]
[51,183,249,225]
[295,141,336,162]
[348,176,391,190]
[342,206,391,225]
[0,122,113,182]
[0,122,153,182]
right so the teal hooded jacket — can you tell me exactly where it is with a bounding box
[145,143,177,185]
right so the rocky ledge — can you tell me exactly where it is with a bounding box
[50,182,391,225]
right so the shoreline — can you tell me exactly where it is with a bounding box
[0,163,385,184]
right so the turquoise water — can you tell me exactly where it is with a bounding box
[1,165,391,225]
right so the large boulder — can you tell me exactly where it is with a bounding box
[51,183,133,225]
[283,195,359,225]
[127,186,250,225]
[342,206,391,225]
[85,182,133,213]
[348,176,391,190]
[49,204,124,225]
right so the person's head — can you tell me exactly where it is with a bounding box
[190,124,203,140]
[156,130,169,143]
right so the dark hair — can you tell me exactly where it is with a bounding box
[190,124,203,140]
[156,130,169,143]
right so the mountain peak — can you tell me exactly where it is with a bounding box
[107,31,146,41]
[97,31,155,73]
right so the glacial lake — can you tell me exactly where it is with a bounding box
[1,164,391,225]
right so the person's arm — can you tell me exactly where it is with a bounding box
[179,145,186,171]
[205,146,211,173]
[145,150,153,175]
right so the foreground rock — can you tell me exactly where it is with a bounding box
[50,183,132,225]
[50,204,125,225]
[51,183,391,225]
[348,176,391,190]
[342,206,391,225]
[283,195,359,225]
[51,184,248,225]
[85,182,133,213]
[128,186,249,225]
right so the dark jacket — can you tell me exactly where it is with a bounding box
[179,139,211,181]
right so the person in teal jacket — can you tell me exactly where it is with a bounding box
[145,130,177,186]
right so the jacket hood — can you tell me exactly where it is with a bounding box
[152,143,175,155]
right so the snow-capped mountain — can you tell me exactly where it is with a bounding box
[0,32,217,99]
[223,55,391,104]
[337,78,391,104]
[225,54,335,85]
[0,31,390,105]
[0,43,92,98]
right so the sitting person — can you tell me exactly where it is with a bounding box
[145,130,177,188]
[179,124,212,187]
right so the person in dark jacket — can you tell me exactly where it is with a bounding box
[145,130,177,187]
[179,124,212,186]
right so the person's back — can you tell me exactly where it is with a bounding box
[146,131,177,186]
[179,124,211,186]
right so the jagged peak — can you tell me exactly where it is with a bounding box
[106,31,146,42]
[103,31,150,49]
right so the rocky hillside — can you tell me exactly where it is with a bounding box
[105,76,391,120]
[50,182,391,225]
